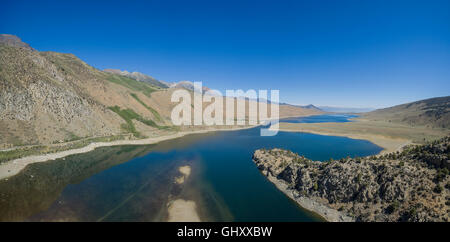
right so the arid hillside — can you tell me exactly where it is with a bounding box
[0,34,321,150]
[363,96,450,129]
[0,35,170,148]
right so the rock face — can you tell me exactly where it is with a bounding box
[253,137,450,222]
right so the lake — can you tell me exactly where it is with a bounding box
[0,115,382,221]
[281,113,359,123]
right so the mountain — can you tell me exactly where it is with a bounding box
[363,96,450,129]
[103,70,212,93]
[171,80,211,93]
[300,104,323,112]
[0,34,171,149]
[278,103,323,112]
[0,34,320,152]
[104,69,169,88]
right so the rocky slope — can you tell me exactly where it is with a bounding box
[253,137,450,222]
[0,34,172,149]
[0,34,321,152]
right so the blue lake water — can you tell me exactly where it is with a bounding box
[0,115,382,221]
[281,114,359,123]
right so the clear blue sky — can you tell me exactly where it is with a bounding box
[1,0,449,108]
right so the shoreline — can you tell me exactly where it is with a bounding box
[278,125,411,155]
[0,113,322,180]
[265,173,354,222]
[0,125,256,180]
[0,119,409,180]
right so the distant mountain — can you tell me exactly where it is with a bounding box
[363,96,450,129]
[277,103,323,112]
[318,106,375,113]
[171,80,211,93]
[300,104,323,112]
[104,69,169,88]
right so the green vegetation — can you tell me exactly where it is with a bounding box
[386,201,400,214]
[130,93,163,122]
[433,185,443,194]
[106,74,157,97]
[0,146,46,164]
[356,173,362,183]
[408,206,418,217]
[64,131,81,142]
[108,106,170,138]
[0,135,126,164]
[436,168,449,182]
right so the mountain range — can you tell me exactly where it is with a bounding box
[0,34,321,150]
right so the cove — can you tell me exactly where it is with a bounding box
[0,115,382,221]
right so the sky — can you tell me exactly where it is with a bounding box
[1,0,449,108]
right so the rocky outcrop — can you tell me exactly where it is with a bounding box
[253,137,450,222]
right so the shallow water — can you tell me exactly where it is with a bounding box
[0,115,382,221]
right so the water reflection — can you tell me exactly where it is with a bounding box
[0,121,381,222]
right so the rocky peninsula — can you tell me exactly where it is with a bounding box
[252,137,450,222]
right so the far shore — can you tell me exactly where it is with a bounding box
[277,118,449,155]
[279,124,411,155]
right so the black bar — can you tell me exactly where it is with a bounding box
[2,222,446,241]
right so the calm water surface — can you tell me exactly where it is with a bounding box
[0,115,381,221]
[281,114,359,123]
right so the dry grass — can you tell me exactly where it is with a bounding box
[279,119,450,154]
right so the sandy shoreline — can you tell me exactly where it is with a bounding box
[0,120,410,180]
[0,115,423,222]
[0,113,323,180]
[278,124,411,155]
[0,126,256,180]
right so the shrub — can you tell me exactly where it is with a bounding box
[433,185,443,194]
